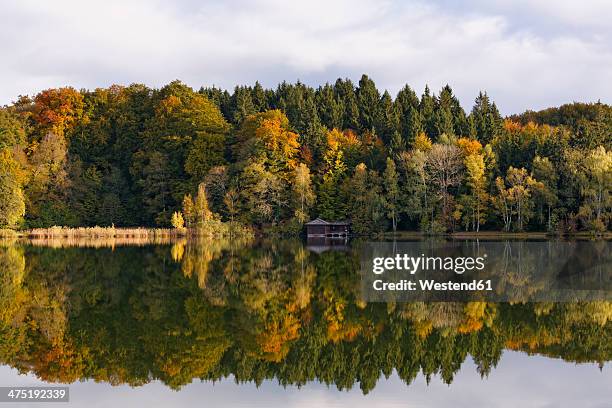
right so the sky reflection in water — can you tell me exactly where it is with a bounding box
[0,352,609,408]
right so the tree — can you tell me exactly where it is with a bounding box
[426,144,464,229]
[185,132,226,181]
[455,138,487,231]
[389,131,407,158]
[0,109,26,149]
[420,85,436,139]
[395,85,420,145]
[230,86,256,124]
[292,163,315,223]
[383,158,400,232]
[31,87,84,137]
[203,166,229,214]
[316,133,348,220]
[348,163,370,233]
[171,211,185,229]
[579,146,611,230]
[376,91,398,144]
[131,151,171,226]
[470,91,501,145]
[347,163,386,233]
[434,86,455,138]
[493,121,540,173]
[414,132,432,152]
[240,161,286,224]
[235,110,300,173]
[458,153,488,231]
[316,84,344,130]
[194,183,214,225]
[26,132,70,226]
[532,156,558,230]
[334,78,360,130]
[0,149,26,228]
[493,167,541,231]
[223,188,239,223]
[356,75,381,132]
[398,150,429,229]
[251,81,269,112]
[457,137,483,157]
[182,194,195,227]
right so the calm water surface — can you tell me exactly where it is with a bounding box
[0,238,610,407]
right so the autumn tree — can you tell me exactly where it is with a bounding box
[292,163,315,224]
[457,153,488,231]
[30,87,84,137]
[426,143,464,230]
[493,167,542,231]
[182,194,195,227]
[144,81,229,203]
[171,211,185,229]
[315,129,350,220]
[235,110,300,173]
[383,157,400,232]
[240,161,285,224]
[579,146,611,231]
[414,132,433,152]
[0,149,26,228]
[194,183,214,225]
[25,132,70,226]
[0,109,26,149]
[456,138,487,231]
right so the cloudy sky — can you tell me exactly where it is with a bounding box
[1,0,611,114]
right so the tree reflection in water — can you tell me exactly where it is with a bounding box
[0,238,609,393]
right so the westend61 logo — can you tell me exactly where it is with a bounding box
[372,254,487,275]
[360,241,612,302]
[371,253,491,293]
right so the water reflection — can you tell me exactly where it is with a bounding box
[0,238,610,394]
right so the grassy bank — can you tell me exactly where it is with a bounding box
[0,224,253,248]
[0,229,18,239]
[24,226,179,238]
[5,223,253,239]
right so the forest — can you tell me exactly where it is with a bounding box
[0,75,610,233]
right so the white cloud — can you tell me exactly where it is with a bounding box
[0,0,610,114]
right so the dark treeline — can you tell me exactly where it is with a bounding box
[0,76,610,233]
[0,240,610,392]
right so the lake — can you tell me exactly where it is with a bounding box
[0,237,610,407]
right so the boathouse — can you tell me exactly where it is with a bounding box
[305,218,350,237]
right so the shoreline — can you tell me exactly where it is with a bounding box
[2,226,610,240]
[381,231,611,239]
